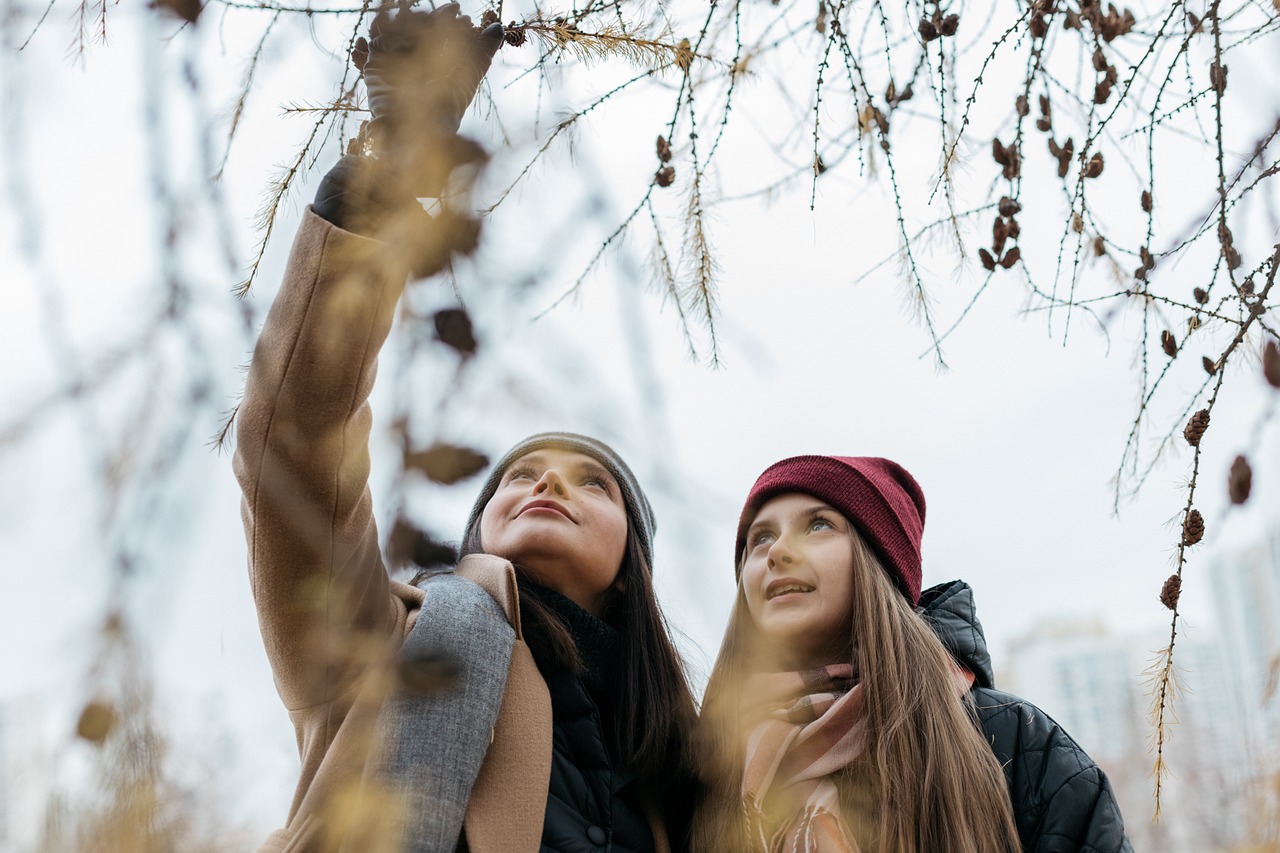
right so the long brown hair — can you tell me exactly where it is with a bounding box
[693,527,1020,853]
[456,519,698,788]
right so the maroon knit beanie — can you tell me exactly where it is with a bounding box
[734,455,927,606]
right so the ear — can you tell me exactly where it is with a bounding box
[612,574,627,594]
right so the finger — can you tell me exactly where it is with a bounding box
[477,21,504,59]
[370,9,391,38]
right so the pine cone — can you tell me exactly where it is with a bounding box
[1264,340,1280,388]
[1184,409,1210,446]
[1159,574,1181,610]
[1182,509,1205,546]
[1228,455,1252,504]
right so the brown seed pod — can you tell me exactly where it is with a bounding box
[1006,217,1021,239]
[998,196,1021,217]
[1092,235,1106,256]
[480,8,499,26]
[979,248,997,271]
[1140,246,1155,271]
[404,442,489,485]
[1159,574,1181,610]
[655,165,676,187]
[1002,143,1021,179]
[503,25,527,47]
[1036,116,1052,133]
[1210,62,1228,95]
[814,155,826,175]
[1094,79,1112,104]
[1084,152,1105,178]
[992,138,1009,166]
[919,16,939,41]
[1029,11,1047,38]
[1188,315,1202,332]
[1184,409,1210,446]
[1141,190,1153,212]
[1225,247,1242,270]
[999,246,1021,269]
[1263,340,1280,387]
[76,700,118,746]
[1092,47,1108,71]
[1071,213,1084,233]
[1182,509,1205,546]
[656,135,672,163]
[939,13,959,35]
[1161,329,1178,357]
[1202,355,1217,375]
[992,218,1008,257]
[1229,455,1252,504]
[1016,95,1029,116]
[1038,94,1051,117]
[1193,286,1208,304]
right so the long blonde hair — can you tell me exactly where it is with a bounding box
[693,527,1020,853]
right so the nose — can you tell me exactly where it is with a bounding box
[766,536,796,570]
[533,468,568,497]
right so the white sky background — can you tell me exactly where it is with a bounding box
[1,0,1279,843]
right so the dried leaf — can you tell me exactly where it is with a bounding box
[405,443,488,485]
[76,700,117,745]
[387,517,457,569]
[1229,455,1252,504]
[433,308,477,356]
[151,0,202,24]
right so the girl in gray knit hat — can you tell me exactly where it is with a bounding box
[232,7,696,851]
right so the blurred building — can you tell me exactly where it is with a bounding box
[1000,531,1280,852]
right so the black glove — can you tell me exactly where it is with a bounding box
[313,3,501,275]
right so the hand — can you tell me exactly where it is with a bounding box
[354,3,504,155]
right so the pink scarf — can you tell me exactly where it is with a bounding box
[740,664,975,853]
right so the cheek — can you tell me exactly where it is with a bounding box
[478,495,507,547]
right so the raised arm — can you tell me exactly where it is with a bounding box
[233,4,503,711]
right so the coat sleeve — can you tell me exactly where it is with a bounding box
[233,207,409,712]
[974,689,1133,853]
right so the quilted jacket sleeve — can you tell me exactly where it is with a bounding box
[233,208,409,712]
[972,688,1133,853]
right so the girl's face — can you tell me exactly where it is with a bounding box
[740,492,856,669]
[479,448,629,616]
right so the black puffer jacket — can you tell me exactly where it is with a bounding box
[920,580,1134,853]
[525,584,657,853]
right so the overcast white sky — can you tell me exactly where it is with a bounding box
[2,0,1278,843]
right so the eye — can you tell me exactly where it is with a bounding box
[749,530,776,549]
[506,464,538,482]
[810,517,835,532]
[582,474,610,491]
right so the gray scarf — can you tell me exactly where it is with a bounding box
[366,571,516,852]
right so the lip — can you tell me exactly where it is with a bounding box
[517,499,574,521]
[765,577,815,601]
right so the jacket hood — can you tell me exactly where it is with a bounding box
[918,579,995,689]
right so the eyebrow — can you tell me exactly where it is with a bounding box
[749,502,838,532]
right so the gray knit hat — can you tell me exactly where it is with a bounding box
[461,432,657,566]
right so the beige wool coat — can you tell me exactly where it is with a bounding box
[233,209,670,853]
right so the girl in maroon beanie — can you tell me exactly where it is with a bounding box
[692,455,1132,853]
